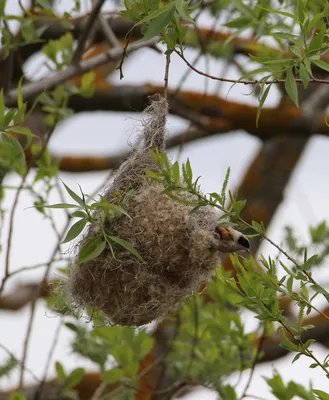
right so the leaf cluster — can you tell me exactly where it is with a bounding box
[44,181,142,264]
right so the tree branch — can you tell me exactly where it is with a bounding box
[4,37,159,108]
[72,0,107,64]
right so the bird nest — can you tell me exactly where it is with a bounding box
[67,96,245,326]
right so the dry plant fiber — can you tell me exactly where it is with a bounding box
[68,95,224,326]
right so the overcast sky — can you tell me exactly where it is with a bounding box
[2,1,329,398]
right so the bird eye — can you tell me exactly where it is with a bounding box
[238,235,250,249]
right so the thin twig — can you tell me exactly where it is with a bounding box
[4,258,66,279]
[19,300,37,389]
[1,176,27,295]
[239,326,265,399]
[72,0,107,64]
[94,2,121,48]
[90,382,109,400]
[34,319,64,400]
[174,48,329,86]
[117,33,131,80]
[164,51,171,99]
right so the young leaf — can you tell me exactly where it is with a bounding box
[91,199,131,219]
[61,181,85,207]
[107,235,143,260]
[185,159,193,184]
[0,0,6,17]
[103,368,124,384]
[311,284,329,303]
[220,167,231,206]
[71,210,88,218]
[55,361,66,382]
[313,389,329,400]
[44,203,78,209]
[285,69,299,107]
[78,237,106,264]
[62,218,87,244]
[65,368,85,388]
[299,63,309,88]
[256,84,271,127]
[171,161,180,182]
[9,393,27,400]
[252,220,265,235]
[175,0,195,24]
[0,133,27,175]
[313,60,329,73]
[307,24,325,54]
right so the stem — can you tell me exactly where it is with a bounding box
[164,50,171,99]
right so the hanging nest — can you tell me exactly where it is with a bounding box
[67,96,243,327]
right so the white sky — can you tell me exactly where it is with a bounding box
[2,1,329,399]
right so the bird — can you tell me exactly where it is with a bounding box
[214,226,250,253]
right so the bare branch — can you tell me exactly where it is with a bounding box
[94,4,122,48]
[4,37,159,108]
[72,0,107,64]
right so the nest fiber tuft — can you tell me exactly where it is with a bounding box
[68,96,223,326]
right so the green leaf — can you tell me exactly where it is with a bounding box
[231,199,246,216]
[299,63,309,88]
[142,7,175,41]
[9,392,27,400]
[225,17,250,29]
[251,220,265,235]
[62,219,87,244]
[10,126,34,148]
[65,368,85,388]
[220,167,230,206]
[144,168,161,179]
[302,254,318,270]
[91,200,131,219]
[257,6,298,21]
[256,84,271,127]
[107,236,143,260]
[103,368,124,384]
[280,335,299,352]
[0,355,17,378]
[292,353,302,364]
[313,59,329,73]
[61,181,85,207]
[55,361,66,382]
[0,133,27,175]
[311,284,329,303]
[314,389,329,400]
[4,109,17,128]
[135,2,175,26]
[175,0,195,24]
[44,203,78,209]
[185,159,193,184]
[308,24,325,54]
[0,0,6,17]
[171,161,180,182]
[17,79,26,112]
[285,69,299,107]
[71,210,88,218]
[78,237,106,264]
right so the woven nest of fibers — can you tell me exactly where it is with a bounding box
[68,96,223,327]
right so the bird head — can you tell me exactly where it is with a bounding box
[212,226,250,253]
